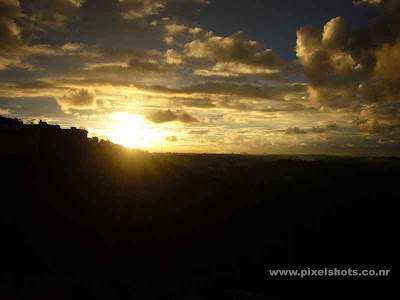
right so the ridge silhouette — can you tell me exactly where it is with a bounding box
[0,116,395,299]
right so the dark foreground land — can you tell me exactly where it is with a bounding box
[0,143,396,299]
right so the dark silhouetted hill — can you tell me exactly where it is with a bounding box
[0,118,396,299]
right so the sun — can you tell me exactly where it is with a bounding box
[108,113,163,149]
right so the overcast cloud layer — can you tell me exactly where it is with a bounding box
[1,0,400,154]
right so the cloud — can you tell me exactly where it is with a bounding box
[0,97,67,121]
[192,0,210,4]
[310,127,325,133]
[0,0,22,18]
[374,40,400,83]
[189,27,204,35]
[165,23,187,35]
[135,82,307,101]
[52,49,176,83]
[322,16,349,50]
[127,57,170,74]
[355,104,400,134]
[20,0,86,31]
[357,118,398,133]
[285,127,307,135]
[164,36,176,45]
[177,110,199,123]
[0,18,23,68]
[14,80,57,90]
[165,135,177,142]
[310,123,340,134]
[358,41,400,104]
[61,43,85,52]
[296,0,400,108]
[164,49,184,65]
[326,123,340,131]
[353,0,383,6]
[118,0,166,21]
[69,0,85,6]
[194,62,282,80]
[147,109,178,123]
[258,103,308,113]
[296,18,360,108]
[0,0,22,44]
[0,0,25,69]
[188,130,209,135]
[57,89,96,111]
[146,109,199,124]
[185,31,290,73]
[168,97,216,108]
[223,114,252,124]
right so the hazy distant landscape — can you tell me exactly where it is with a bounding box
[1,138,396,299]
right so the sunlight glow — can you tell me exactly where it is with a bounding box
[108,112,163,149]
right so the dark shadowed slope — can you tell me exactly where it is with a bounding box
[0,137,396,299]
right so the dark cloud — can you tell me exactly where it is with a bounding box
[188,130,208,135]
[127,57,170,74]
[0,0,24,69]
[0,80,66,100]
[258,103,308,113]
[355,104,400,134]
[176,110,199,123]
[358,119,399,133]
[15,80,58,90]
[0,0,22,19]
[57,89,96,111]
[147,109,176,123]
[190,0,210,4]
[146,109,199,124]
[0,0,89,69]
[285,127,307,135]
[217,98,253,111]
[20,0,85,31]
[0,96,65,118]
[168,97,216,108]
[165,135,177,142]
[136,82,307,101]
[0,17,22,51]
[326,123,340,131]
[368,0,400,46]
[214,98,310,114]
[309,123,340,134]
[310,127,325,133]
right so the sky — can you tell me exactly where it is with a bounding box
[1,0,400,155]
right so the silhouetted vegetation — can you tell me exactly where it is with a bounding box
[0,132,396,299]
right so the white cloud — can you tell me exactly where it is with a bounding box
[61,43,85,52]
[118,0,166,21]
[353,0,383,6]
[165,23,187,35]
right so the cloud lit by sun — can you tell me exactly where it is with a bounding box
[108,112,163,149]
